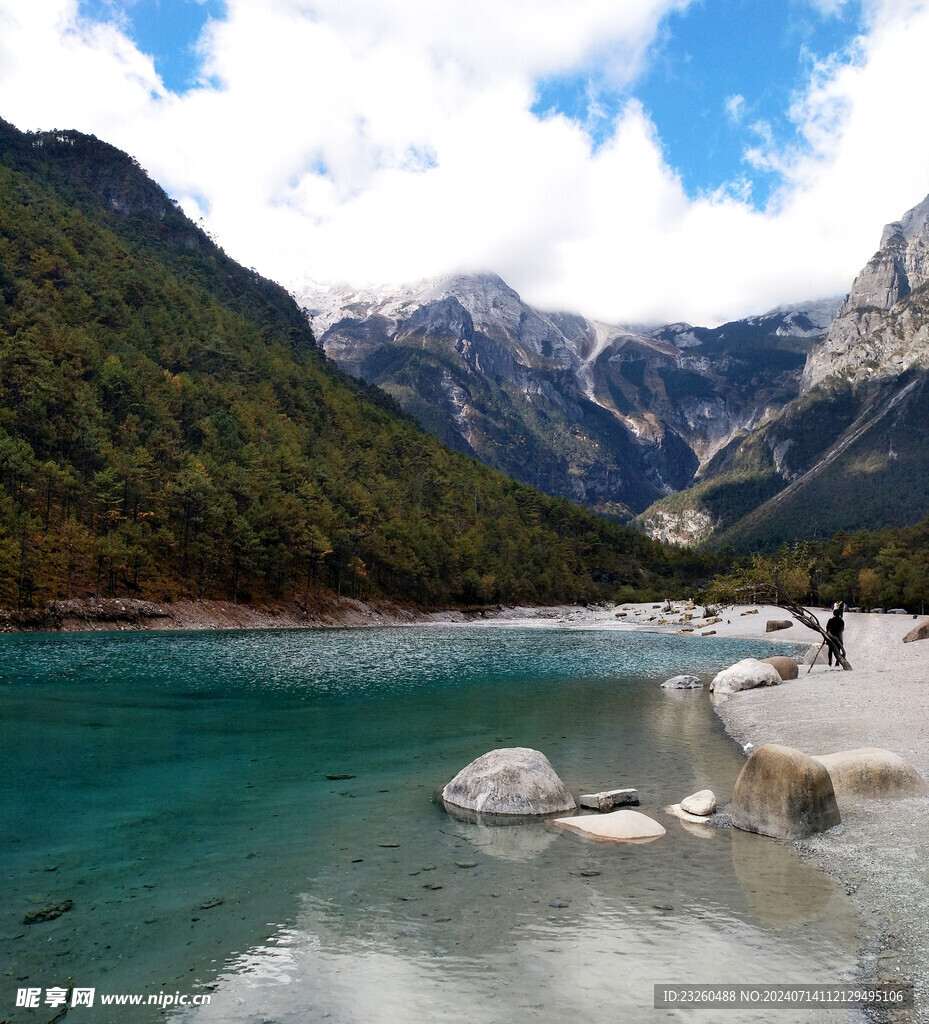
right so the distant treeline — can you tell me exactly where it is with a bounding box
[811,520,929,613]
[713,520,929,614]
[0,120,722,611]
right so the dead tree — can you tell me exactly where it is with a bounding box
[741,582,852,671]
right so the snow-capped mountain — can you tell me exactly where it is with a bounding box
[298,273,836,518]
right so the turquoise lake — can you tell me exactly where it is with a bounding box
[1,625,865,1023]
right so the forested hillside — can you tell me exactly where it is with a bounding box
[0,119,710,611]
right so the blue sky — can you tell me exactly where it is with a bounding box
[533,1,866,207]
[632,0,864,203]
[78,0,225,92]
[3,0,929,325]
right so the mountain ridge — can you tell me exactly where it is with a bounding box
[301,274,837,519]
[640,190,929,548]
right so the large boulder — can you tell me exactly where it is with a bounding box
[812,747,929,800]
[903,618,929,643]
[551,808,666,843]
[761,656,799,680]
[731,744,841,839]
[765,619,793,632]
[709,658,782,696]
[442,747,575,818]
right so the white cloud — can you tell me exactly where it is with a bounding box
[724,93,745,124]
[2,0,929,326]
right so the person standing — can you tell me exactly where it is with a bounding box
[826,607,846,667]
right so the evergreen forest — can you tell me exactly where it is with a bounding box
[0,119,717,613]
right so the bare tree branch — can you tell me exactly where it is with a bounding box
[731,581,852,671]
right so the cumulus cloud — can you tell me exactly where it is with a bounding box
[2,0,929,325]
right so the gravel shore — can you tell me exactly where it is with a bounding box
[658,604,929,1024]
[472,601,929,1024]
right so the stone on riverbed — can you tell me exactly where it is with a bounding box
[442,747,576,818]
[551,808,666,843]
[731,744,841,839]
[665,803,714,824]
[681,789,717,816]
[661,674,703,689]
[709,658,781,696]
[812,747,929,801]
[23,899,73,925]
[579,788,639,811]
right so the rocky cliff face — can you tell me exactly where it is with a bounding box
[644,192,929,549]
[301,275,833,517]
[802,193,929,390]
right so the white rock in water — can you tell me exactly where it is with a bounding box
[680,789,717,816]
[665,803,714,825]
[551,809,666,843]
[710,658,782,696]
[579,788,639,811]
[661,674,703,689]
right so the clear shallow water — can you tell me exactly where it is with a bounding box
[1,626,862,1023]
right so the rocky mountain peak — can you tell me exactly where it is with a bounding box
[802,192,929,391]
[841,192,929,314]
[299,270,836,518]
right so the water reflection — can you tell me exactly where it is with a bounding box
[730,827,846,928]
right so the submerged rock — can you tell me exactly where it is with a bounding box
[551,808,666,843]
[23,899,73,925]
[812,747,929,801]
[731,744,841,839]
[442,747,575,818]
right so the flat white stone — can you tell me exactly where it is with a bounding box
[551,809,666,843]
[665,803,714,825]
[661,674,702,689]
